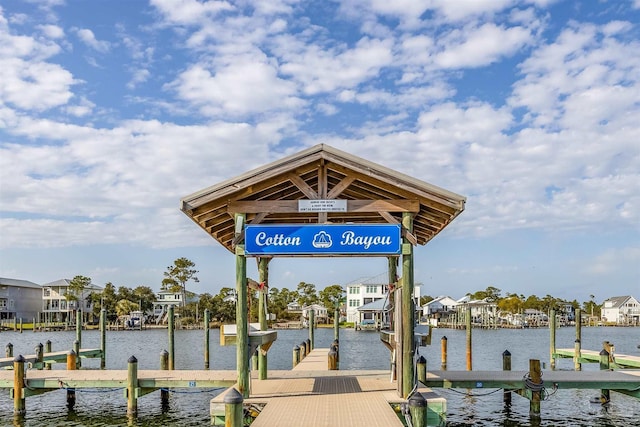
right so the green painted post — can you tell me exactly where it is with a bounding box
[35,343,43,370]
[258,257,269,380]
[235,213,249,398]
[309,309,315,350]
[388,256,398,383]
[73,340,80,369]
[6,343,13,358]
[333,339,339,366]
[45,340,52,370]
[160,350,169,408]
[33,317,36,332]
[293,345,300,368]
[549,309,556,370]
[503,350,512,405]
[19,318,23,333]
[300,341,306,360]
[416,355,426,385]
[204,308,210,370]
[333,308,339,341]
[127,356,138,415]
[599,349,611,403]
[466,305,472,371]
[13,355,26,415]
[408,392,426,427]
[574,308,582,371]
[100,308,106,369]
[401,211,415,399]
[224,388,243,427]
[76,309,82,348]
[168,305,175,370]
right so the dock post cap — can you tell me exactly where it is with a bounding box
[68,349,76,355]
[160,349,169,355]
[599,349,609,356]
[408,392,426,407]
[417,355,426,363]
[502,350,511,356]
[128,355,138,363]
[14,354,25,362]
[224,387,244,404]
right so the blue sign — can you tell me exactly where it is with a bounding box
[244,224,401,256]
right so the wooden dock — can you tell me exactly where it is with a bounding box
[211,348,446,426]
[554,348,640,368]
[0,349,102,369]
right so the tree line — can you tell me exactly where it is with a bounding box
[69,259,603,325]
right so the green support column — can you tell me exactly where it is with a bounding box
[100,308,106,369]
[309,309,315,350]
[168,305,175,370]
[258,257,270,380]
[401,212,414,398]
[204,308,210,369]
[549,309,556,370]
[235,213,249,397]
[388,257,398,383]
[76,309,82,368]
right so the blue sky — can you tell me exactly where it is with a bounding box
[1,0,638,304]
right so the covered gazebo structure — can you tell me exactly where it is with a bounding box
[180,144,465,398]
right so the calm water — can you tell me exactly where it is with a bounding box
[1,326,639,426]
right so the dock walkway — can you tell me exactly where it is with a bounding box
[212,349,445,427]
[554,348,640,368]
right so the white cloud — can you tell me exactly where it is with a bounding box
[37,24,64,38]
[436,22,533,68]
[75,28,110,53]
[150,0,235,25]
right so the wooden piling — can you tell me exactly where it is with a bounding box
[528,359,542,418]
[73,340,80,369]
[160,350,169,408]
[574,339,581,371]
[503,350,511,405]
[234,214,249,398]
[224,388,243,427]
[127,356,139,415]
[599,349,611,404]
[574,308,582,371]
[45,340,52,370]
[76,309,82,348]
[408,392,426,427]
[440,336,447,370]
[66,351,76,409]
[19,318,23,333]
[309,309,315,350]
[305,339,311,355]
[168,305,175,370]
[13,355,26,415]
[204,308,211,369]
[100,308,106,369]
[258,257,269,380]
[293,345,300,368]
[328,345,338,370]
[6,343,13,358]
[35,343,43,370]
[300,342,306,360]
[401,211,415,398]
[549,309,556,370]
[333,339,339,365]
[466,305,472,371]
[416,355,426,385]
[334,308,339,342]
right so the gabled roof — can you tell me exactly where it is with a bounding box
[42,279,103,291]
[0,277,41,289]
[181,144,466,254]
[604,296,632,308]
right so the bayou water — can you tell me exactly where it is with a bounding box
[1,326,638,426]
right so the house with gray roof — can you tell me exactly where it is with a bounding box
[601,295,640,325]
[41,278,102,323]
[0,278,42,322]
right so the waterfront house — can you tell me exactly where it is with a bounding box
[152,290,185,324]
[345,273,420,323]
[601,295,640,325]
[422,296,458,316]
[0,278,42,322]
[41,278,102,323]
[456,296,499,326]
[356,298,391,330]
[301,303,328,325]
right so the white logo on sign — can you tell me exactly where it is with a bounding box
[312,231,332,248]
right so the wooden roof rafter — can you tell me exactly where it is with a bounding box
[181,144,466,253]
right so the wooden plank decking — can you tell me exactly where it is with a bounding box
[212,348,429,427]
[554,348,640,368]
